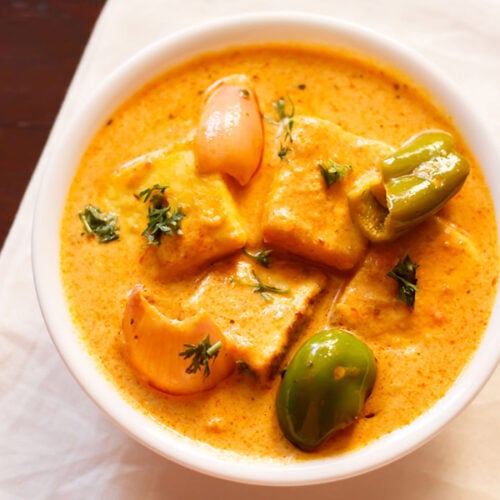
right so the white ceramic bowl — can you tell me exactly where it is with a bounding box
[32,12,500,486]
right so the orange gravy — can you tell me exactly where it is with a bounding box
[60,45,498,460]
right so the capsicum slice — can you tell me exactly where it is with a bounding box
[276,328,377,451]
[348,131,470,242]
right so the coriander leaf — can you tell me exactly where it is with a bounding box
[178,335,222,378]
[243,247,273,267]
[142,205,185,246]
[318,159,352,187]
[272,96,295,123]
[79,205,119,243]
[138,184,185,246]
[231,270,290,301]
[387,255,419,308]
[264,96,295,161]
[138,183,167,204]
[278,143,292,161]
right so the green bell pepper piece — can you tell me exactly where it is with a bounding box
[381,131,455,180]
[276,328,377,452]
[348,131,470,242]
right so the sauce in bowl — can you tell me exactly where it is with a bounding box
[59,43,498,462]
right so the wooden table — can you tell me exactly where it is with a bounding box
[0,0,105,249]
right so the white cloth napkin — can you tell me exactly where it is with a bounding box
[1,0,499,498]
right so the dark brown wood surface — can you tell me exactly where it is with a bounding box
[0,0,105,250]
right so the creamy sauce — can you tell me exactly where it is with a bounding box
[60,45,498,460]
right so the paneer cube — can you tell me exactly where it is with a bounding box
[334,216,482,339]
[186,254,327,379]
[106,148,247,276]
[262,116,394,270]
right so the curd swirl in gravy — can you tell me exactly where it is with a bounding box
[60,45,498,459]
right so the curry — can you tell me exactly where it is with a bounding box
[60,44,498,459]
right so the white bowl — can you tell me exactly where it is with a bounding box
[32,12,500,486]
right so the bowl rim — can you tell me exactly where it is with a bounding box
[32,11,500,486]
